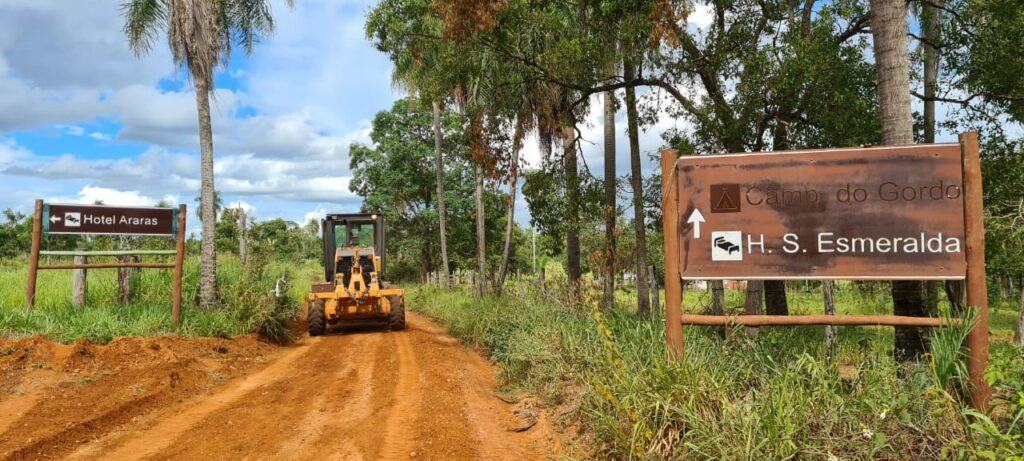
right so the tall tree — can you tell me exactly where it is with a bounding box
[122,0,291,308]
[919,0,945,316]
[433,101,451,287]
[497,119,525,293]
[623,58,649,316]
[602,86,616,309]
[474,161,487,296]
[563,125,582,296]
[869,0,931,360]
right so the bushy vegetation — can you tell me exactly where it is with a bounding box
[411,283,1024,460]
[0,251,307,344]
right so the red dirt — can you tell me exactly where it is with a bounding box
[0,312,563,460]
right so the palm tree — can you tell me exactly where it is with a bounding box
[869,0,931,360]
[193,190,223,222]
[122,0,291,308]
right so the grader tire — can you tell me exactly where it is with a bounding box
[308,300,326,336]
[388,296,406,331]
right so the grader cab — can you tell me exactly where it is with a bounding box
[306,213,405,336]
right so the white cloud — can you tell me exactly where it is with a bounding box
[227,200,256,214]
[0,138,30,165]
[0,0,172,91]
[64,125,85,136]
[245,0,396,132]
[304,205,328,225]
[75,186,165,207]
[688,3,715,30]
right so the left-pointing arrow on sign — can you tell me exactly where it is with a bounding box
[50,216,61,223]
[687,208,705,239]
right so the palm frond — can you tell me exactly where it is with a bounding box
[121,0,167,57]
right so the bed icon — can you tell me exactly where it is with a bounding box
[710,231,742,261]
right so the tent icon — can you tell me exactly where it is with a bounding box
[710,184,741,213]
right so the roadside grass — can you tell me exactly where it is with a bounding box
[0,252,314,344]
[410,282,1024,460]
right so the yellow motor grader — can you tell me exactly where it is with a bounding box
[306,213,405,336]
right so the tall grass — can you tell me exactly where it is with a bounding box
[0,250,311,343]
[411,284,1024,459]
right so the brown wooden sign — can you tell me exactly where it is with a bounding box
[43,203,177,236]
[675,144,967,280]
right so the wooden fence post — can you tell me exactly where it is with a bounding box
[823,280,837,359]
[648,265,660,312]
[171,204,186,325]
[960,132,991,411]
[25,199,42,309]
[72,256,87,307]
[118,255,140,304]
[660,149,684,360]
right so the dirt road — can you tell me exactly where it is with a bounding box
[0,313,561,460]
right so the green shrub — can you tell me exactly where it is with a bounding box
[410,283,1024,459]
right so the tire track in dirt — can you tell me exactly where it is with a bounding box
[14,313,560,460]
[376,327,425,460]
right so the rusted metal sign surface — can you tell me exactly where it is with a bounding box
[43,203,177,236]
[676,144,967,279]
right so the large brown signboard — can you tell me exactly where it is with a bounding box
[43,203,177,236]
[675,144,967,279]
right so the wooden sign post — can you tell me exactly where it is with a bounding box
[25,202,187,325]
[661,132,990,410]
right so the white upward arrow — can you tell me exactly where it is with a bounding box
[687,208,705,239]
[50,215,61,223]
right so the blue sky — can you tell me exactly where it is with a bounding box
[0,0,695,237]
[0,1,972,238]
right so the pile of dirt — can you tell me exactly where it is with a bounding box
[0,334,278,461]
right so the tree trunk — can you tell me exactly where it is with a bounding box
[922,0,942,146]
[764,120,790,315]
[602,88,617,310]
[823,280,837,359]
[1014,276,1023,347]
[73,255,87,307]
[765,282,789,315]
[871,0,928,360]
[892,282,931,361]
[945,280,966,316]
[475,162,486,297]
[497,131,521,294]
[745,280,764,337]
[710,280,725,338]
[433,101,450,289]
[649,265,660,313]
[563,126,581,297]
[195,78,218,309]
[238,207,247,265]
[625,59,650,317]
[923,1,944,317]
